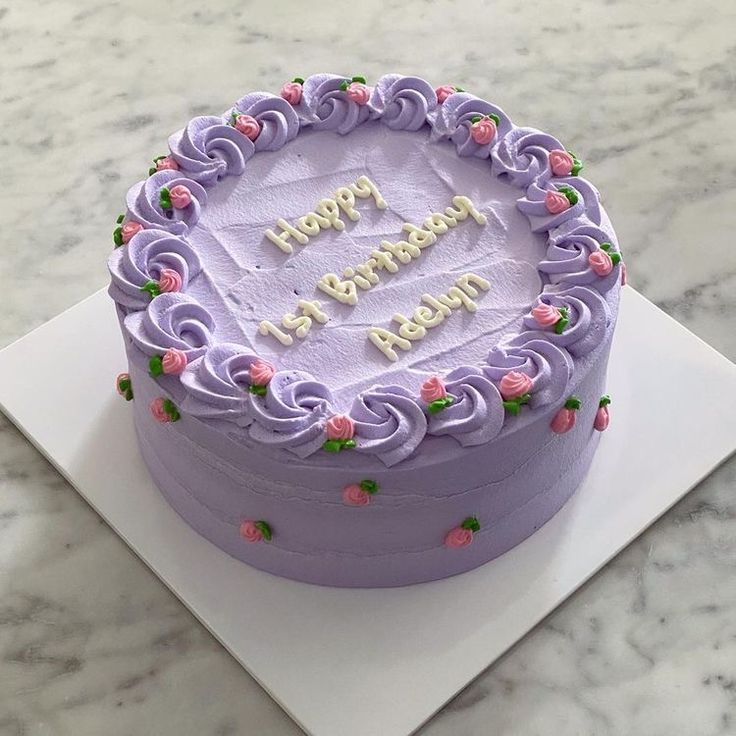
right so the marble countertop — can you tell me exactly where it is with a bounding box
[1,1,735,734]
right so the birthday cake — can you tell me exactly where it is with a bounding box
[108,73,622,587]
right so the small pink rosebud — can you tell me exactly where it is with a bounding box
[235,114,261,141]
[435,85,456,104]
[169,184,192,209]
[550,407,575,434]
[150,397,171,423]
[158,268,182,293]
[342,484,370,507]
[240,520,263,543]
[499,371,533,400]
[116,372,130,396]
[420,375,447,403]
[594,405,610,431]
[249,359,275,387]
[325,414,355,441]
[445,526,473,548]
[531,302,562,328]
[162,348,187,375]
[280,81,303,105]
[155,156,179,172]
[346,82,370,105]
[544,189,571,214]
[589,250,614,276]
[621,262,628,285]
[549,149,574,177]
[470,117,497,145]
[121,221,143,244]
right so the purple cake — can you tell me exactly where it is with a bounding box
[108,73,622,587]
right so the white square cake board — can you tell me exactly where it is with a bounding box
[1,286,735,736]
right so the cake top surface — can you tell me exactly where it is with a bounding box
[109,73,622,467]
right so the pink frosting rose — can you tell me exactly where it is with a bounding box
[169,184,192,209]
[325,414,355,440]
[420,375,447,403]
[155,156,179,172]
[240,520,263,543]
[150,397,171,423]
[435,85,456,104]
[499,371,533,400]
[532,302,562,328]
[342,484,370,507]
[470,117,497,145]
[549,149,574,177]
[121,221,143,244]
[162,348,187,375]
[158,268,182,293]
[116,372,130,396]
[589,250,614,276]
[445,527,473,548]
[346,82,370,105]
[551,407,576,434]
[544,189,571,214]
[235,114,261,140]
[280,81,303,105]
[249,359,275,386]
[594,405,610,432]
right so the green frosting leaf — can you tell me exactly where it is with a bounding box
[599,394,611,407]
[254,520,272,541]
[249,384,268,396]
[564,396,582,410]
[140,280,161,298]
[454,85,465,92]
[461,516,481,532]
[117,376,131,392]
[113,227,123,247]
[159,187,172,210]
[123,388,134,402]
[148,166,157,176]
[502,399,521,415]
[116,214,124,224]
[339,80,349,91]
[554,317,569,334]
[342,439,357,450]
[351,75,366,84]
[359,479,379,494]
[600,242,612,252]
[153,155,167,162]
[610,252,622,265]
[427,396,454,414]
[149,355,164,377]
[470,115,482,124]
[488,113,500,125]
[558,185,579,206]
[323,439,342,453]
[293,77,305,84]
[162,398,180,422]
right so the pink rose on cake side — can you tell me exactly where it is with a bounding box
[544,189,571,214]
[150,397,180,423]
[234,114,261,141]
[323,414,356,453]
[445,516,480,549]
[551,396,581,434]
[594,395,611,432]
[342,479,379,507]
[421,376,454,414]
[240,519,272,543]
[116,372,133,401]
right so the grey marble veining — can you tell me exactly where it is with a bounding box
[1,0,735,734]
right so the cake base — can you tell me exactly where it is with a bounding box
[1,288,735,736]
